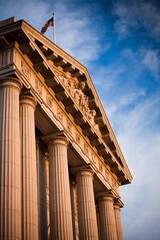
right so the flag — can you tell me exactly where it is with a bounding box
[41,17,54,34]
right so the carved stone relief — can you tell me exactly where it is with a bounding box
[84,143,89,154]
[112,178,118,190]
[66,118,72,133]
[105,170,110,182]
[75,132,81,144]
[91,153,97,164]
[57,107,63,122]
[46,93,53,107]
[21,60,31,81]
[35,79,43,95]
[56,72,101,135]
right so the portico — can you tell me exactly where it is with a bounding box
[0,17,132,240]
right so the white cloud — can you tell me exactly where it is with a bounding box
[111,91,160,240]
[0,0,50,28]
[108,85,160,141]
[121,47,160,82]
[113,1,160,42]
[93,45,160,126]
[143,49,160,81]
[93,62,126,88]
[105,87,146,121]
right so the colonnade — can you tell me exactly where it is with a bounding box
[0,77,123,240]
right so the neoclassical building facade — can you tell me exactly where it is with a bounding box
[0,17,132,240]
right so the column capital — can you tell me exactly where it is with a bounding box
[0,76,22,91]
[70,163,94,178]
[76,168,94,179]
[49,136,69,146]
[41,131,69,147]
[20,95,37,109]
[114,199,124,209]
[114,203,121,211]
[97,191,115,202]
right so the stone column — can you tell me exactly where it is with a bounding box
[98,194,117,240]
[76,169,99,240]
[45,154,50,239]
[0,77,22,240]
[20,95,39,240]
[48,136,73,240]
[114,202,123,240]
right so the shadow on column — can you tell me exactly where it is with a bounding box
[36,136,49,240]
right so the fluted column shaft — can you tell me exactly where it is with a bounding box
[0,77,22,240]
[76,169,99,240]
[20,95,39,240]
[98,195,117,240]
[114,203,123,240]
[48,136,73,240]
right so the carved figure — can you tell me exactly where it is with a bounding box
[72,85,80,104]
[63,76,68,87]
[78,82,86,108]
[72,81,90,115]
[88,109,96,125]
[88,109,100,134]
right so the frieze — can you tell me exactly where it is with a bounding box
[91,153,97,164]
[75,132,81,144]
[105,170,110,182]
[112,177,118,192]
[66,118,72,133]
[35,79,43,95]
[21,60,31,81]
[46,93,53,107]
[57,107,63,122]
[84,143,89,154]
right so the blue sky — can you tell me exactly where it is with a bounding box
[1,0,160,239]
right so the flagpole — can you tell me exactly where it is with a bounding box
[53,13,56,44]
